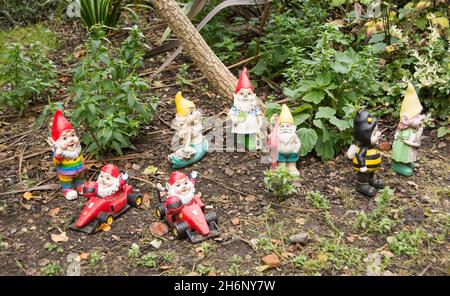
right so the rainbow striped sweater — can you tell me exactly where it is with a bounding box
[53,153,85,176]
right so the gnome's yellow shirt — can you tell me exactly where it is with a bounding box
[352,147,381,173]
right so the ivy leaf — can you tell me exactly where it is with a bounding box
[315,107,336,119]
[297,128,318,156]
[329,116,351,131]
[303,90,325,104]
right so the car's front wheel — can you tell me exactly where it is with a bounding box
[97,212,113,225]
[172,222,188,239]
[127,192,142,207]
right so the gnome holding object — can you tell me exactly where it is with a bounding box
[391,83,424,177]
[347,110,384,197]
[268,104,301,176]
[46,110,85,200]
[169,92,208,169]
[227,67,264,151]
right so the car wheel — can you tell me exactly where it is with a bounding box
[127,192,142,207]
[172,222,188,239]
[97,212,113,225]
[205,211,218,224]
[155,205,165,219]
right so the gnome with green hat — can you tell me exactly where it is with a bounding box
[391,83,424,177]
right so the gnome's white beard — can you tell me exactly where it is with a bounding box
[61,144,82,160]
[168,186,195,205]
[233,94,257,112]
[97,178,120,198]
[278,128,299,154]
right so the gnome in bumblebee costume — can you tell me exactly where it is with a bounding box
[227,67,264,151]
[347,110,384,197]
[268,104,301,176]
[169,92,208,169]
[391,83,424,177]
[46,110,85,200]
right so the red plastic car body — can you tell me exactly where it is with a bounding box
[70,181,141,234]
[156,194,219,243]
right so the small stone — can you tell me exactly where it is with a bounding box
[231,217,240,226]
[150,239,162,249]
[245,195,256,202]
[225,168,234,177]
[289,232,309,245]
[261,254,280,267]
[245,254,252,260]
[132,163,141,171]
[112,235,120,241]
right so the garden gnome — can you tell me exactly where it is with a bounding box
[157,171,201,214]
[93,164,129,198]
[46,109,85,200]
[268,104,301,176]
[391,83,424,177]
[346,110,384,197]
[227,67,263,150]
[169,92,208,169]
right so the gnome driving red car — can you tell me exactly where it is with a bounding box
[156,171,219,243]
[83,164,129,198]
[46,110,85,200]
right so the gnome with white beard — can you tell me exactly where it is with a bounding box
[227,67,263,151]
[169,92,208,169]
[269,104,301,176]
[46,110,85,200]
[94,164,128,198]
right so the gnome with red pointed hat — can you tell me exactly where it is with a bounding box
[46,110,85,200]
[156,171,203,215]
[227,67,264,151]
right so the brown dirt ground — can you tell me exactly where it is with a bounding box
[0,18,449,276]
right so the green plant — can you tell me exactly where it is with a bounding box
[138,253,157,268]
[175,63,193,87]
[292,255,308,268]
[355,187,397,235]
[44,242,63,253]
[0,24,57,55]
[79,0,123,29]
[388,228,426,257]
[228,255,242,276]
[89,251,101,266]
[263,166,297,199]
[257,235,275,254]
[196,264,218,276]
[0,235,6,250]
[306,191,329,211]
[72,25,157,155]
[162,252,174,263]
[128,243,140,258]
[0,42,57,113]
[41,262,62,276]
[0,201,7,213]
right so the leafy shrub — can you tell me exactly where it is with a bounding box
[79,0,123,29]
[306,191,330,211]
[0,42,57,113]
[263,166,297,199]
[41,262,62,276]
[138,253,157,269]
[388,228,426,257]
[72,25,157,155]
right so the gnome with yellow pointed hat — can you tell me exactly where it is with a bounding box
[169,91,208,169]
[269,104,301,176]
[391,83,424,176]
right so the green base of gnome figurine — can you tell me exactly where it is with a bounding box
[236,133,258,151]
[391,83,424,177]
[169,92,208,169]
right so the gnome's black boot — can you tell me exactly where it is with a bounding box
[356,172,377,197]
[369,173,385,189]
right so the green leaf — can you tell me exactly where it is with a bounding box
[293,113,310,126]
[292,104,312,114]
[297,128,318,157]
[315,137,335,161]
[113,131,127,145]
[104,127,113,142]
[331,62,349,74]
[316,71,331,86]
[88,103,96,115]
[302,90,325,104]
[283,87,301,99]
[437,127,450,138]
[369,33,385,44]
[329,116,351,131]
[315,107,336,119]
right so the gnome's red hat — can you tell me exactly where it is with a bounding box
[101,164,120,178]
[168,171,188,186]
[51,109,74,141]
[235,67,254,94]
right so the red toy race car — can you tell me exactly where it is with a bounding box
[69,181,142,234]
[156,193,219,243]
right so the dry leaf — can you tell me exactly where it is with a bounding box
[98,223,111,232]
[51,231,68,243]
[231,217,240,226]
[255,265,272,272]
[261,254,280,267]
[407,180,419,190]
[47,207,60,217]
[23,192,33,200]
[79,252,89,260]
[142,165,159,175]
[141,193,151,209]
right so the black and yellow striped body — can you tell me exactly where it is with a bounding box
[353,147,381,172]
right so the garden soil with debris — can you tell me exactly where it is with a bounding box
[0,20,449,276]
